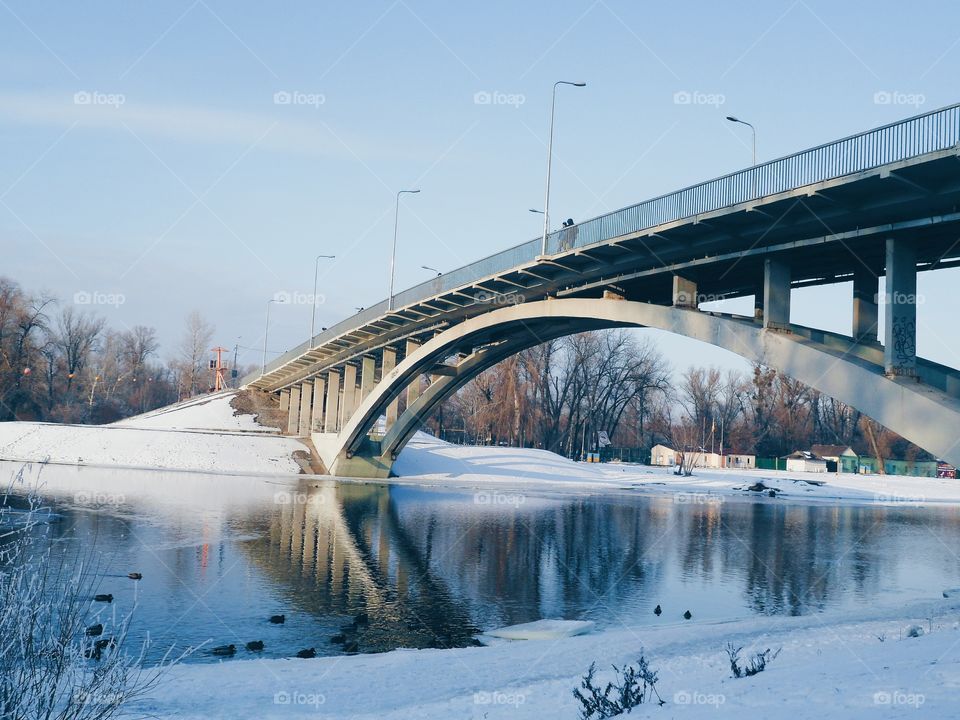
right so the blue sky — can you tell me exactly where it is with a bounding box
[2,0,959,374]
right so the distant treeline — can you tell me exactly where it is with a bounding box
[0,276,244,424]
[424,329,928,465]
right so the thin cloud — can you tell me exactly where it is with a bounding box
[0,91,372,158]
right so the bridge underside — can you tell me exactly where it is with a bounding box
[245,109,960,478]
[304,298,960,478]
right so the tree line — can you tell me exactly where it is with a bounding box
[0,277,233,423]
[427,328,926,464]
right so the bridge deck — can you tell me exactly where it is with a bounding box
[246,103,960,392]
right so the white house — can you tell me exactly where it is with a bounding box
[650,444,677,466]
[785,450,828,473]
[723,453,756,469]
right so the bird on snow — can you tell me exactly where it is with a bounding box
[654,604,662,616]
[683,610,692,620]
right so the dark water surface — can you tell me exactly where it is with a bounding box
[5,462,960,664]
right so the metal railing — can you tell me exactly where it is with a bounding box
[248,103,960,385]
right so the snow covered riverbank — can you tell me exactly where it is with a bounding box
[0,392,306,475]
[394,434,960,506]
[135,595,960,719]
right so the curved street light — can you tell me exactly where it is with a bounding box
[261,297,284,376]
[726,116,757,166]
[540,80,586,257]
[388,189,420,311]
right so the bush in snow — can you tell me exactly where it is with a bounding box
[573,655,664,719]
[725,642,781,678]
[1,468,178,719]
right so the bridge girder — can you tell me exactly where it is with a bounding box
[310,298,960,478]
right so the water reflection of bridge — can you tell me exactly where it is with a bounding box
[238,486,959,649]
[239,482,478,651]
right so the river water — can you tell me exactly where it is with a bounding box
[4,462,959,665]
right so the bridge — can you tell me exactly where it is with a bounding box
[243,103,960,477]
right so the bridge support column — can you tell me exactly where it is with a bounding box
[763,258,791,330]
[404,340,422,410]
[287,385,301,435]
[360,356,376,404]
[298,381,312,437]
[340,364,357,430]
[672,275,698,308]
[852,267,879,343]
[324,370,341,433]
[279,388,290,412]
[382,348,398,429]
[311,377,325,433]
[884,238,917,377]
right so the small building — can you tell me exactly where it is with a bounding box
[785,450,828,473]
[858,457,939,477]
[938,461,957,479]
[810,445,859,473]
[649,445,723,469]
[696,452,723,469]
[650,444,677,467]
[723,452,756,469]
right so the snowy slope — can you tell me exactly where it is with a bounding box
[113,391,277,432]
[0,391,304,474]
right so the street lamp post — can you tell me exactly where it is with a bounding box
[540,80,586,257]
[261,297,283,376]
[310,254,335,345]
[388,189,420,311]
[726,116,757,166]
[421,265,441,276]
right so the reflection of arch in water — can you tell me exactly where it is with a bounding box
[384,489,674,628]
[238,482,477,650]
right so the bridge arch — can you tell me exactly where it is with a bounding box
[316,298,960,478]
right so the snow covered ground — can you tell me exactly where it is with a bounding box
[394,434,960,506]
[5,395,960,717]
[112,392,279,433]
[0,391,305,475]
[134,596,960,719]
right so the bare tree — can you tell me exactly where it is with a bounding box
[175,311,215,398]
